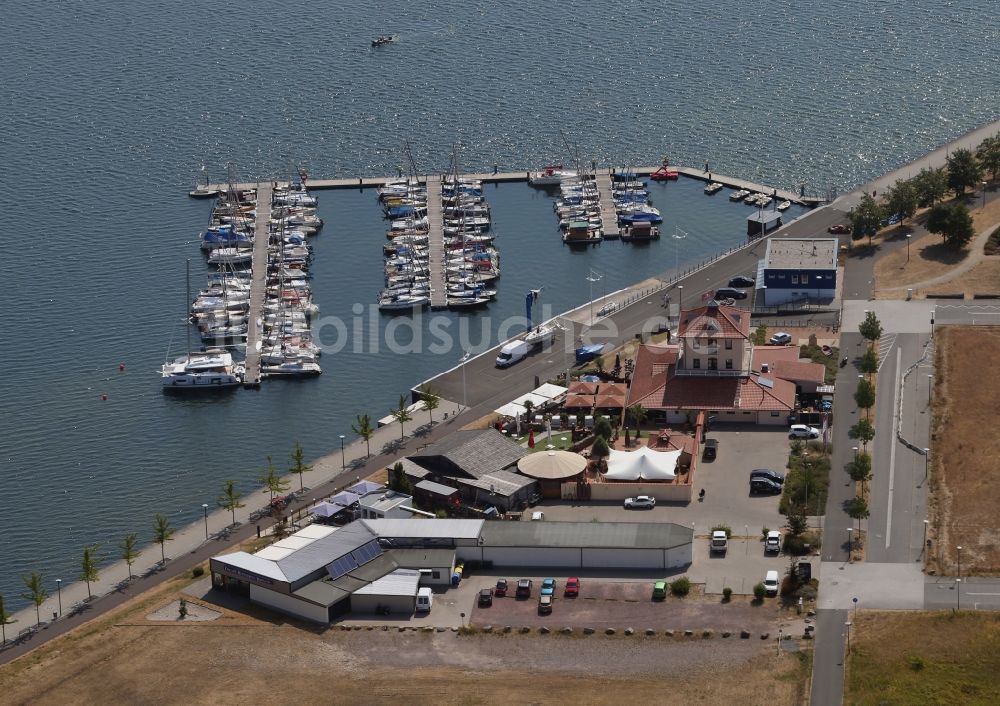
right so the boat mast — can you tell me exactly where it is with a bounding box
[185,258,192,358]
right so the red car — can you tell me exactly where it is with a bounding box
[564,577,580,597]
[494,578,508,597]
[827,223,850,234]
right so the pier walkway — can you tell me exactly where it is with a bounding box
[594,169,619,238]
[425,175,447,309]
[244,181,272,386]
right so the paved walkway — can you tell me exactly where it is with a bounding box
[880,221,1000,294]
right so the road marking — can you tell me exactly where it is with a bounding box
[885,346,902,549]
[966,592,1000,596]
[877,334,897,372]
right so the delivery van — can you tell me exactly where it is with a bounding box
[496,340,529,368]
[415,587,433,613]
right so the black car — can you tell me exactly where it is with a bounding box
[750,468,785,485]
[714,287,749,300]
[703,438,718,460]
[749,478,783,495]
[478,588,494,607]
[728,275,756,288]
[515,578,533,598]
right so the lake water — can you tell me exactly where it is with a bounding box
[1,0,997,608]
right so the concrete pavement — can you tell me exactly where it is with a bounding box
[810,609,849,706]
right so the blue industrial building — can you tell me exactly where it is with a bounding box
[756,238,838,306]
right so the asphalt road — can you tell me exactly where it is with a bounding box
[810,608,848,706]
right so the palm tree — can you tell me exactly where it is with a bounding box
[288,442,313,492]
[628,403,648,439]
[390,394,413,441]
[258,455,289,501]
[79,545,100,600]
[418,384,441,425]
[218,480,245,526]
[153,513,175,565]
[20,572,47,626]
[352,414,375,457]
[119,533,140,580]
[0,594,15,645]
[523,399,535,431]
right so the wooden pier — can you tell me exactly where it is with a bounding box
[198,165,823,206]
[594,169,620,239]
[243,181,272,387]
[425,175,447,309]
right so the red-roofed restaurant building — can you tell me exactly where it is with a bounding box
[626,301,826,425]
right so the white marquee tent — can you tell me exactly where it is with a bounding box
[604,446,680,481]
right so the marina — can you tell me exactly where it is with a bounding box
[243,181,272,386]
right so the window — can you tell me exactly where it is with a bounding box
[791,274,799,284]
[725,359,733,369]
[801,274,809,284]
[432,570,441,580]
[708,358,718,370]
[770,412,780,417]
[708,338,716,347]
[693,359,701,369]
[725,340,732,350]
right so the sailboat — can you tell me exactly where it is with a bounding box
[162,260,245,390]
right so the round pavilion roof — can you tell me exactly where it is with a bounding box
[517,450,588,480]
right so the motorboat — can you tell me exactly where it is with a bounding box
[776,200,792,211]
[562,221,603,245]
[730,189,750,201]
[207,248,253,267]
[371,34,398,47]
[621,222,661,242]
[378,293,430,311]
[162,350,244,389]
[704,182,724,194]
[529,166,577,187]
[261,360,322,377]
[650,166,679,181]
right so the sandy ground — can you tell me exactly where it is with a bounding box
[0,578,809,706]
[928,326,1000,574]
[873,195,1000,298]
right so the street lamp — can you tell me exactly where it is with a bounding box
[847,527,853,560]
[957,545,962,578]
[922,519,929,557]
[956,578,962,610]
[845,621,852,655]
[672,227,688,277]
[460,348,471,412]
[984,181,989,210]
[927,374,933,405]
[678,285,684,312]
[586,269,602,324]
[339,435,346,469]
[202,503,209,539]
[852,446,859,461]
[923,448,930,482]
[55,578,62,616]
[906,233,911,263]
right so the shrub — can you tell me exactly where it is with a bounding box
[722,587,733,603]
[783,530,822,556]
[435,509,448,519]
[710,524,732,538]
[191,566,205,578]
[753,582,766,601]
[670,576,691,597]
[761,526,770,540]
[908,655,925,672]
[795,584,818,601]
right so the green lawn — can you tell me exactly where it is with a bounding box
[779,441,830,516]
[513,431,577,452]
[799,344,840,384]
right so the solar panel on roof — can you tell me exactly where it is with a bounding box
[351,540,382,565]
[325,554,360,581]
[759,377,774,388]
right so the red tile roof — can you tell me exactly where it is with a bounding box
[768,360,826,385]
[737,375,796,411]
[651,432,697,456]
[563,393,595,409]
[750,345,802,365]
[626,345,679,408]
[567,381,599,395]
[678,304,751,340]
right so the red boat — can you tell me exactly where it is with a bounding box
[650,165,679,181]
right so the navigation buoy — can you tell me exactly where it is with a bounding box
[100,394,108,401]
[119,363,125,372]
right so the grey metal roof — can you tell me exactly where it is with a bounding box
[398,457,431,479]
[458,469,536,497]
[277,521,378,583]
[479,521,693,550]
[292,580,351,606]
[345,552,399,582]
[387,548,456,568]
[415,479,459,496]
[409,429,528,479]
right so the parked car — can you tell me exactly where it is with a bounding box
[818,398,833,412]
[789,424,820,439]
[728,275,756,288]
[652,580,668,600]
[624,495,656,510]
[478,588,494,607]
[750,468,785,485]
[828,223,851,234]
[565,577,580,597]
[765,531,782,554]
[768,332,792,345]
[750,478,783,495]
[538,594,553,614]
[540,579,556,596]
[714,287,749,300]
[797,562,813,582]
[516,578,532,598]
[764,570,780,596]
[702,438,718,460]
[710,530,729,555]
[494,578,508,597]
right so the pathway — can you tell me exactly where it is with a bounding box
[243,181,272,385]
[425,175,446,309]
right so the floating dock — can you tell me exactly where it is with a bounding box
[199,166,823,206]
[424,175,447,309]
[243,181,272,387]
[594,169,620,238]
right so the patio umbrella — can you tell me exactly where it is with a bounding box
[614,353,621,370]
[624,427,631,449]
[528,429,535,448]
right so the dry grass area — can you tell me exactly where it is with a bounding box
[928,326,1000,574]
[923,249,1000,297]
[0,580,809,706]
[846,611,1000,705]
[873,195,1000,298]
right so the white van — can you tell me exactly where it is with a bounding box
[764,570,779,596]
[495,341,529,368]
[415,587,433,613]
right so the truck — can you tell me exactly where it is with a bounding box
[710,530,729,555]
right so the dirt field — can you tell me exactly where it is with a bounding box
[472,580,777,631]
[873,195,1000,298]
[928,326,1000,574]
[846,611,1000,705]
[0,578,809,706]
